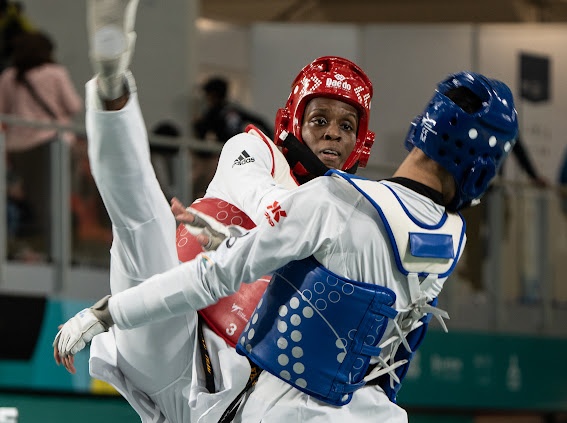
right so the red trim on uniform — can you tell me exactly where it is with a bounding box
[245,124,300,186]
[245,124,276,177]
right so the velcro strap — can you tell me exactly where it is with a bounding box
[332,379,366,394]
[361,344,382,356]
[409,232,454,259]
[376,303,398,319]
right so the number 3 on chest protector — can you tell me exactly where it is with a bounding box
[226,323,238,336]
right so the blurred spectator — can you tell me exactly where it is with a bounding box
[502,134,549,187]
[70,135,112,249]
[0,0,35,72]
[5,157,41,261]
[0,31,82,258]
[458,134,548,294]
[191,76,273,198]
[193,76,273,143]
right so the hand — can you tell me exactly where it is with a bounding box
[87,0,139,99]
[171,197,242,251]
[53,296,113,373]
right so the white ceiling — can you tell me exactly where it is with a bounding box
[200,0,567,24]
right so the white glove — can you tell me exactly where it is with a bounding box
[87,0,139,99]
[53,295,113,357]
[183,207,244,251]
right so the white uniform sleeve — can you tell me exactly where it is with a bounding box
[205,132,297,224]
[109,177,350,329]
[85,78,178,283]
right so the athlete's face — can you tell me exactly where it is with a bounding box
[301,97,359,170]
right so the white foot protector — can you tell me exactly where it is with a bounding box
[87,0,139,99]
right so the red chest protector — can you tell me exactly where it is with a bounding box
[176,197,269,347]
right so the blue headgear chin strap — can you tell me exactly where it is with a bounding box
[404,71,519,211]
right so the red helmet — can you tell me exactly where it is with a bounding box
[274,56,375,172]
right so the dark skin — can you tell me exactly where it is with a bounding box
[104,95,128,110]
[301,97,358,170]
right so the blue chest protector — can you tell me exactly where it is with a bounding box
[236,171,466,406]
[236,257,397,406]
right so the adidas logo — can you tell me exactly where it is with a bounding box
[233,150,255,167]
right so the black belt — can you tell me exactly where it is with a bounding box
[197,316,216,393]
[197,315,262,422]
[217,359,261,423]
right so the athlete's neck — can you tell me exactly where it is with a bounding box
[393,148,456,206]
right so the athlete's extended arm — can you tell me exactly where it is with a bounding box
[54,177,349,371]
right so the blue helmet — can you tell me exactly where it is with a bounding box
[404,71,519,210]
